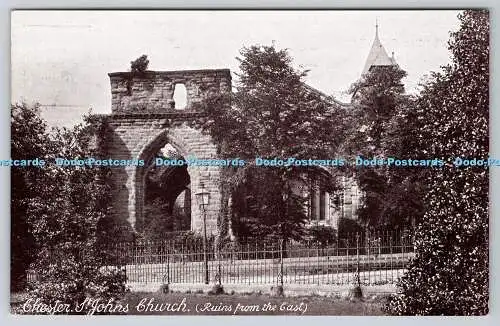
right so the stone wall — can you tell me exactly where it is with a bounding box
[104,69,231,237]
[109,69,231,114]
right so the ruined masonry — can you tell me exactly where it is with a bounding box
[104,69,231,236]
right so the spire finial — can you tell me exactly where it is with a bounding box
[375,18,379,37]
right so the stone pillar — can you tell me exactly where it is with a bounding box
[189,167,221,235]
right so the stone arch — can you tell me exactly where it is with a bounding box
[104,68,231,239]
[134,129,189,232]
[132,125,221,234]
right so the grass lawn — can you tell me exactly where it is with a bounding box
[123,291,387,315]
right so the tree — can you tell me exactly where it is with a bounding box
[347,63,424,228]
[13,110,127,313]
[200,44,346,242]
[386,10,489,315]
[11,103,51,291]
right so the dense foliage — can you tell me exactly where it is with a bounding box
[386,10,489,315]
[11,105,127,313]
[11,103,50,291]
[130,54,149,73]
[347,64,424,228]
[306,225,337,248]
[201,45,346,242]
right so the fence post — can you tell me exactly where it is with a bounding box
[279,239,284,287]
[401,229,405,272]
[335,238,339,284]
[162,246,170,293]
[123,242,128,282]
[215,238,222,286]
[350,233,362,298]
[317,240,320,285]
[247,242,250,285]
[389,235,393,281]
[167,245,170,284]
[346,238,350,283]
[412,228,416,252]
[366,230,370,284]
[217,258,222,286]
[355,233,361,286]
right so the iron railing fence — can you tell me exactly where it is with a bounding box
[100,229,415,286]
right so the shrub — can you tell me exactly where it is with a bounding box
[14,114,129,314]
[130,54,149,73]
[385,10,489,315]
[338,218,363,238]
[306,225,337,247]
[24,248,128,314]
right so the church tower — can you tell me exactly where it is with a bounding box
[351,21,399,103]
[362,20,397,75]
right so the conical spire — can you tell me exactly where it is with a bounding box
[362,21,395,75]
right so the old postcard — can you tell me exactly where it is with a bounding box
[9,10,489,316]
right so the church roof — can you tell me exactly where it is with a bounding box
[301,83,350,108]
[362,23,396,75]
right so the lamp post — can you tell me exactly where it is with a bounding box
[195,182,210,284]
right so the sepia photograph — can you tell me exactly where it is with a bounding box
[9,10,489,315]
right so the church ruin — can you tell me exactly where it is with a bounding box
[101,26,397,239]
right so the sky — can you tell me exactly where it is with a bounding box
[11,10,462,127]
